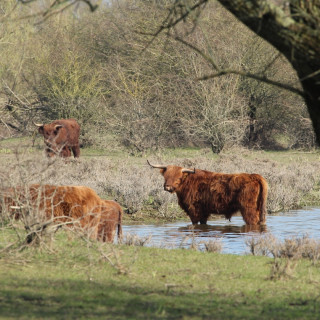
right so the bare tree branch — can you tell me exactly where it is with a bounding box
[150,0,320,144]
[16,0,99,23]
[197,69,304,96]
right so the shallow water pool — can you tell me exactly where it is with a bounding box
[122,208,320,255]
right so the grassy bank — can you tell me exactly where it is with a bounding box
[0,230,320,319]
[1,136,320,223]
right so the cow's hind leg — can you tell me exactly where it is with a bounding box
[104,222,117,242]
[240,207,260,225]
[98,217,117,242]
[239,182,260,225]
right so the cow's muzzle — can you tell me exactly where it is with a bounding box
[164,185,174,193]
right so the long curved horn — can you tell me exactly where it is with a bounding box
[182,168,196,174]
[147,160,167,169]
[10,205,24,210]
[33,122,43,127]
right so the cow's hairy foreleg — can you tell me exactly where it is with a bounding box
[72,145,80,158]
[191,220,199,225]
[188,214,200,225]
[61,147,71,158]
[200,215,209,224]
[46,148,55,157]
[188,209,208,225]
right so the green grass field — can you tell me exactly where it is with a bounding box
[0,230,320,320]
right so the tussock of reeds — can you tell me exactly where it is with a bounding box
[203,239,223,253]
[246,234,320,263]
[121,233,152,247]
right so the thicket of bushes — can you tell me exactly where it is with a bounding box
[0,0,316,153]
[1,150,319,218]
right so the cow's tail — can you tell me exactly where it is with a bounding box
[257,176,268,225]
[117,206,123,243]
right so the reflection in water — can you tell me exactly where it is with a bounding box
[123,208,320,255]
[178,223,267,235]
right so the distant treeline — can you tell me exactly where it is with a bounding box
[0,0,315,152]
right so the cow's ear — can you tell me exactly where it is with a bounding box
[160,168,166,175]
[38,126,44,134]
[182,172,189,178]
[182,172,193,180]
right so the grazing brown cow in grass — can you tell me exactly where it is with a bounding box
[35,118,80,158]
[148,160,268,226]
[0,185,122,243]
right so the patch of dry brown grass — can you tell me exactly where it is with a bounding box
[246,234,320,263]
[203,238,223,253]
[121,233,152,247]
[0,148,319,223]
[246,233,320,280]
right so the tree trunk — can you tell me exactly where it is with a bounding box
[295,70,320,145]
[215,0,320,143]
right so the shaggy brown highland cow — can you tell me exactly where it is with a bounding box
[1,184,122,243]
[35,118,80,158]
[148,161,268,226]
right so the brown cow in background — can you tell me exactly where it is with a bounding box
[148,160,268,226]
[35,119,80,158]
[0,184,122,243]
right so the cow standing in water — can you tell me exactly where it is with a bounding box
[35,119,80,158]
[148,160,268,226]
